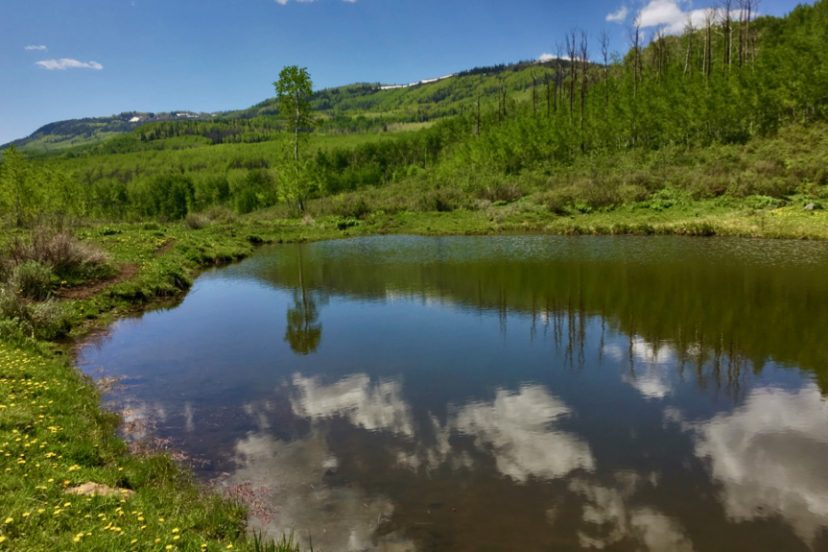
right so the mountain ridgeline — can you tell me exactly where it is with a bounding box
[1,0,826,224]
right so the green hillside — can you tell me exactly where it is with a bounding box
[4,59,566,154]
[1,1,827,231]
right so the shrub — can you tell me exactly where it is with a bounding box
[418,188,461,212]
[10,261,53,300]
[185,213,210,230]
[28,300,71,340]
[8,228,112,281]
[478,182,523,203]
[333,196,371,219]
[0,285,27,321]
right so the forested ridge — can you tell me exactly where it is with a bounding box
[1,0,826,224]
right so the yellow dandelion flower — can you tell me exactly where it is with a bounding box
[4,517,13,524]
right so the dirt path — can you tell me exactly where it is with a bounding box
[57,263,139,300]
[155,238,177,256]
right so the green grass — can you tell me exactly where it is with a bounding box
[0,342,258,551]
[0,198,826,550]
[0,222,339,551]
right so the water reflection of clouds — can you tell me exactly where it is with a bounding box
[291,374,414,437]
[452,385,594,483]
[603,337,678,400]
[227,431,415,552]
[569,472,694,551]
[687,384,828,545]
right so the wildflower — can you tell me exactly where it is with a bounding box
[3,517,12,524]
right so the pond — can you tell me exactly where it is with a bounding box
[77,235,828,551]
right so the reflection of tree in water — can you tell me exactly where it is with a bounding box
[284,249,322,355]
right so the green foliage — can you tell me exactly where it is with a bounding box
[8,229,113,282]
[275,65,314,161]
[1,1,827,231]
[10,261,53,300]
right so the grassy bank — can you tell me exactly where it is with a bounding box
[0,220,338,551]
[1,200,827,550]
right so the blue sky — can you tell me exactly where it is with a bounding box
[0,0,808,144]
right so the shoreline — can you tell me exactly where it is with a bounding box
[2,209,827,550]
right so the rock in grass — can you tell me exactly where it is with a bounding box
[66,482,134,498]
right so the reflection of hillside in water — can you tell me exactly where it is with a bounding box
[234,237,828,391]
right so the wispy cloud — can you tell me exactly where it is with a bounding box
[24,45,48,52]
[606,6,629,23]
[275,0,354,4]
[35,58,103,71]
[538,53,560,62]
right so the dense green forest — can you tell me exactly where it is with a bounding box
[1,0,827,225]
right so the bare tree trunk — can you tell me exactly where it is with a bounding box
[600,31,610,111]
[630,22,642,146]
[722,0,733,69]
[566,30,578,119]
[684,16,695,76]
[704,9,714,79]
[293,93,300,161]
[579,31,589,151]
[532,75,538,116]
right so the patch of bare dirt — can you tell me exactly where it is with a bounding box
[57,263,138,300]
[155,238,177,256]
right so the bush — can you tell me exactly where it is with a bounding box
[185,213,210,230]
[28,300,71,340]
[418,188,461,212]
[478,182,523,203]
[0,286,27,321]
[10,261,53,300]
[333,196,372,219]
[8,228,112,281]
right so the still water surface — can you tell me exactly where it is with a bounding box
[78,236,828,551]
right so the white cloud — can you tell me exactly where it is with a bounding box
[24,45,47,52]
[691,384,828,545]
[538,52,559,63]
[606,5,629,23]
[635,0,745,35]
[35,58,103,71]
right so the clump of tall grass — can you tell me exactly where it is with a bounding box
[0,227,110,342]
[10,261,53,300]
[185,212,211,230]
[7,227,113,281]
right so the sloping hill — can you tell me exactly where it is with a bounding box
[5,59,568,153]
[5,111,210,154]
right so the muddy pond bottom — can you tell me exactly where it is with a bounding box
[78,235,828,551]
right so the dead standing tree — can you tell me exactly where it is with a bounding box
[566,30,578,120]
[579,31,590,151]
